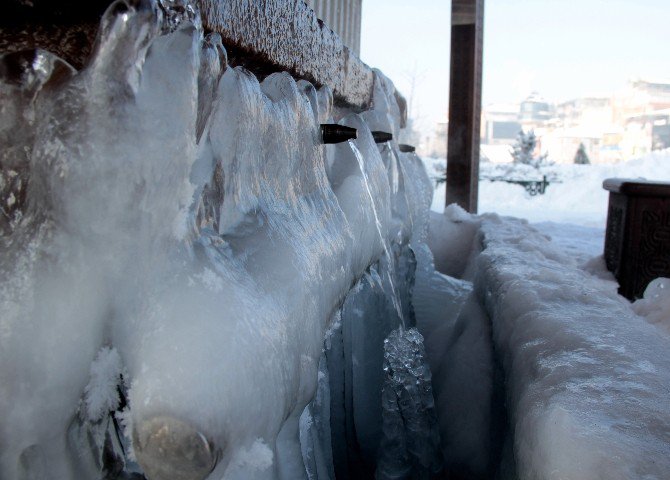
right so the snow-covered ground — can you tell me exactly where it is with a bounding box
[424,150,670,266]
[417,152,670,478]
[426,150,670,227]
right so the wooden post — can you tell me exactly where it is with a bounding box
[446,0,484,212]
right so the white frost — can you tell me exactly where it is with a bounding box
[84,346,123,422]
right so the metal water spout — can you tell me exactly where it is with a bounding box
[371,131,393,144]
[320,123,358,144]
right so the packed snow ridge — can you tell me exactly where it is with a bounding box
[2,1,670,479]
[422,206,670,479]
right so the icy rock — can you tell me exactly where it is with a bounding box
[377,328,442,479]
[133,416,218,480]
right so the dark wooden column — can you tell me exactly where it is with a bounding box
[446,0,484,212]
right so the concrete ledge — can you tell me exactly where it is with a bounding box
[0,0,406,118]
[201,0,374,110]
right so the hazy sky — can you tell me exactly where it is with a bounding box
[360,0,670,133]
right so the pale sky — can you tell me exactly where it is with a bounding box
[360,0,670,134]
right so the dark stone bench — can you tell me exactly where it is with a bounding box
[603,178,670,300]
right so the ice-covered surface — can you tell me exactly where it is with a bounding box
[200,0,378,110]
[0,1,435,478]
[413,231,503,478]
[376,327,442,479]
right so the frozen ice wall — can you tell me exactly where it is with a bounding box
[0,1,440,479]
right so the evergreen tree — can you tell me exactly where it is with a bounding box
[511,130,548,168]
[573,142,590,165]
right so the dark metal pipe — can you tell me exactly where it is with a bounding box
[320,124,357,144]
[371,131,392,144]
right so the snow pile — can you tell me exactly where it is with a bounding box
[474,214,670,479]
[417,205,670,478]
[425,204,481,278]
[633,278,670,335]
[0,0,439,478]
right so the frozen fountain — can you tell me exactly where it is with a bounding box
[0,1,444,478]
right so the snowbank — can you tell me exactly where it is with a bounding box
[475,215,670,479]
[418,206,670,479]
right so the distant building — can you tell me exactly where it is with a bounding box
[557,97,612,129]
[305,0,362,54]
[541,127,602,164]
[613,80,670,158]
[621,110,670,158]
[540,97,618,164]
[519,92,553,126]
[482,103,521,145]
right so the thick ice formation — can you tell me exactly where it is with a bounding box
[0,1,439,479]
[413,220,503,478]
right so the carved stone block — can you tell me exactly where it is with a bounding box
[604,178,670,300]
